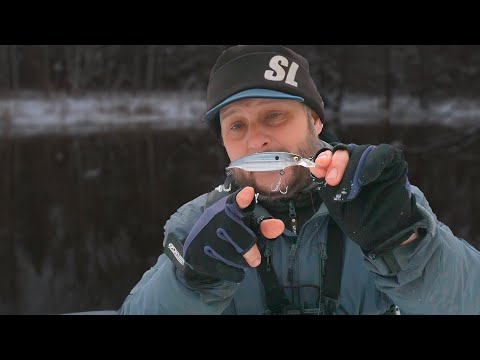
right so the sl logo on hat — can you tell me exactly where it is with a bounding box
[264,55,299,87]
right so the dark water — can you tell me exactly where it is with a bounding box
[0,125,478,314]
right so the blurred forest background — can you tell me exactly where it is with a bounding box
[0,45,479,314]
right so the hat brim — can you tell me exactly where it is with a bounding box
[203,88,304,123]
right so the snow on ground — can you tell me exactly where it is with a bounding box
[0,91,479,137]
[341,94,480,127]
[0,91,207,136]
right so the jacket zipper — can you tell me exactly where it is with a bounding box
[265,241,272,272]
[318,241,328,314]
[287,200,298,307]
[289,200,298,235]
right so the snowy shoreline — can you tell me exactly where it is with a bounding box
[0,91,479,137]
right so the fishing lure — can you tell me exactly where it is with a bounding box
[226,152,316,172]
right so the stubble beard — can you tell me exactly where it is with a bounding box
[231,123,322,204]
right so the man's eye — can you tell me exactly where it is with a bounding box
[266,112,286,124]
[266,112,281,119]
[230,123,244,131]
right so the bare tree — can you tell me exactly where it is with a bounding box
[0,46,10,91]
[145,45,157,90]
[66,45,83,94]
[417,46,430,123]
[133,45,144,92]
[383,45,393,141]
[41,45,52,94]
[8,45,19,91]
[329,46,349,133]
[304,45,348,134]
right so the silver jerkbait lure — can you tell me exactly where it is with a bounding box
[226,152,316,172]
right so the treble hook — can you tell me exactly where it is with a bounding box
[271,170,289,195]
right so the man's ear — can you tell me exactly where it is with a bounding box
[312,111,323,135]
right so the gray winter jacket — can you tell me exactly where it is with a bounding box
[118,184,480,315]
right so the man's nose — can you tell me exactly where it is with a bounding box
[247,126,270,153]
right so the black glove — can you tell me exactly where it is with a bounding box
[182,189,262,286]
[313,143,427,258]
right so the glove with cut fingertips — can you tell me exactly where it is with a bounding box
[312,143,427,257]
[183,189,262,286]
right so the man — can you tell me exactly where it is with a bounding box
[118,45,480,315]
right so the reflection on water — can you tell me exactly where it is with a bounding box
[0,124,478,314]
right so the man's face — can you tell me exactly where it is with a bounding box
[220,98,323,201]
